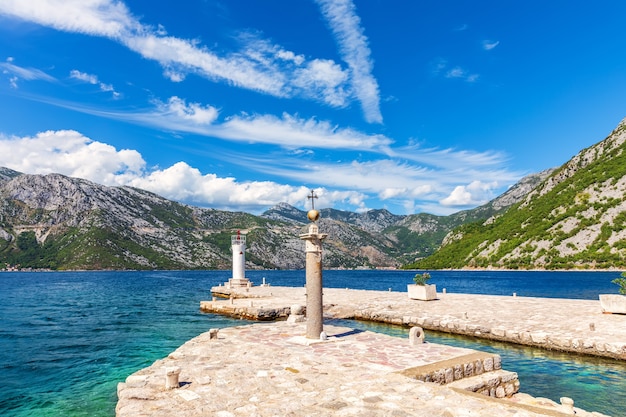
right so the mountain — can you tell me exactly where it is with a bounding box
[0,163,543,271]
[411,118,626,270]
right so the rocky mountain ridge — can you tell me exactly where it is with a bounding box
[0,165,539,270]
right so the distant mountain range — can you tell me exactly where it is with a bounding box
[3,117,625,271]
[0,163,545,270]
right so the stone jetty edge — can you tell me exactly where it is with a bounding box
[117,322,606,417]
[205,286,626,361]
[116,286,620,416]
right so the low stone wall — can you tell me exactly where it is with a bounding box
[205,286,626,362]
[200,300,291,321]
[345,308,626,360]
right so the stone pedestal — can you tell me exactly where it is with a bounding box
[300,223,327,339]
[408,284,437,301]
[599,294,626,314]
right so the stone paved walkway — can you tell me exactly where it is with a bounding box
[116,287,623,416]
[204,286,626,360]
[116,322,606,416]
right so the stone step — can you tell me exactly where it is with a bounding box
[447,369,520,398]
[398,351,520,398]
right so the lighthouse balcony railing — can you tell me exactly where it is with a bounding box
[231,235,246,245]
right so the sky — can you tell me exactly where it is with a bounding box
[1,1,626,216]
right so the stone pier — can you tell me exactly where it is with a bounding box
[117,321,606,416]
[204,285,626,361]
[115,286,621,416]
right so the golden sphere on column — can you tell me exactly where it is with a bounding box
[307,209,320,222]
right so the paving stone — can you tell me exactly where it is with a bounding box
[117,287,619,416]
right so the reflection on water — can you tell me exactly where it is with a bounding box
[329,319,625,416]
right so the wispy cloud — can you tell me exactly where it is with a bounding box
[482,40,500,51]
[446,66,466,79]
[0,58,56,87]
[0,0,377,121]
[431,58,479,83]
[69,69,120,97]
[34,95,392,150]
[316,0,382,124]
[227,144,522,213]
[0,125,522,214]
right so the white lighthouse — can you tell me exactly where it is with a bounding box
[228,230,251,288]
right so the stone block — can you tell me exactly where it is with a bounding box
[474,359,483,375]
[530,331,547,344]
[453,364,463,380]
[463,362,474,377]
[409,326,425,345]
[491,327,506,337]
[505,330,519,340]
[483,357,493,372]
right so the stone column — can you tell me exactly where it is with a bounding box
[300,213,327,339]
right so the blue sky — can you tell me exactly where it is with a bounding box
[1,1,625,216]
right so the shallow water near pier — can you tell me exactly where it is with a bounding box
[331,319,626,416]
[0,269,624,416]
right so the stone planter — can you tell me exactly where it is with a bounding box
[407,284,437,301]
[599,294,626,314]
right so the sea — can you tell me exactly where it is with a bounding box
[1,269,625,417]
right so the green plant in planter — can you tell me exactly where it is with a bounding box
[611,272,626,295]
[413,272,431,286]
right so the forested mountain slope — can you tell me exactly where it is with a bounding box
[412,118,626,270]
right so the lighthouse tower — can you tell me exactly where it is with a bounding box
[228,230,251,288]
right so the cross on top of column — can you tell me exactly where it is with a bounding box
[307,190,318,210]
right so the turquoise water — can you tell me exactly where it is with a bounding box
[333,319,626,416]
[0,270,624,416]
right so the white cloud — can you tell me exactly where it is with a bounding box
[0,0,377,119]
[69,69,120,97]
[482,40,500,51]
[46,96,392,150]
[0,128,522,215]
[217,113,391,149]
[0,60,56,87]
[292,59,350,107]
[0,130,145,185]
[0,0,140,38]
[316,0,382,123]
[432,59,479,83]
[446,67,465,79]
[0,129,370,213]
[126,161,354,211]
[160,96,219,125]
[440,180,498,206]
[69,69,98,84]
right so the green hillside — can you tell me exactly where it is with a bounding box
[410,119,626,270]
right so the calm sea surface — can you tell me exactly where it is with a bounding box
[0,269,624,416]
